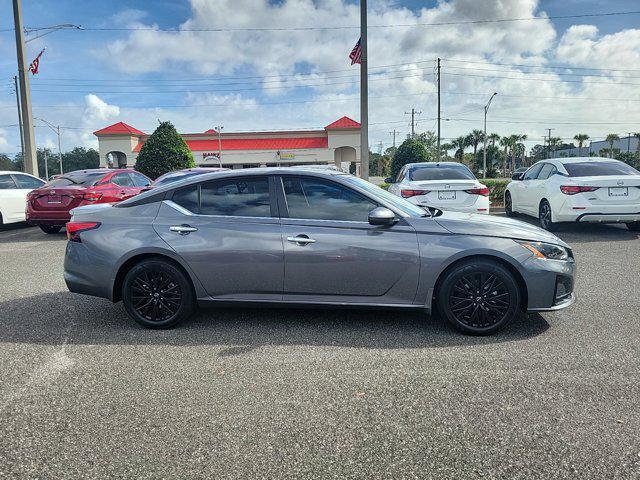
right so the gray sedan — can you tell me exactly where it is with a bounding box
[63,168,575,335]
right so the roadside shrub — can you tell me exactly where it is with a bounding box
[135,121,194,180]
[480,178,509,206]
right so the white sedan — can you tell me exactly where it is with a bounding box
[505,157,640,231]
[386,162,490,214]
[0,171,46,225]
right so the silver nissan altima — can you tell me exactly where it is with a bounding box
[63,168,575,335]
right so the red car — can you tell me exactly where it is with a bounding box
[26,169,151,234]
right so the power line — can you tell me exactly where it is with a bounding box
[445,71,640,87]
[442,58,640,73]
[444,64,640,80]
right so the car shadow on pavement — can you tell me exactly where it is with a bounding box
[0,292,550,352]
[0,225,66,244]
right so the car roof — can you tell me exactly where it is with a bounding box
[405,162,468,168]
[550,157,619,164]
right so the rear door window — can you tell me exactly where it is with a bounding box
[564,162,640,177]
[12,174,45,189]
[131,172,151,187]
[536,164,557,180]
[0,174,17,189]
[523,164,543,180]
[172,185,199,213]
[111,173,135,187]
[200,177,271,217]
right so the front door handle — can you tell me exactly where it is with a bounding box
[287,235,316,245]
[170,224,198,235]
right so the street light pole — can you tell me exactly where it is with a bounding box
[359,0,369,180]
[483,92,497,178]
[35,117,63,174]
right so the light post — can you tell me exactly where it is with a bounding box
[25,24,83,43]
[483,92,497,178]
[214,126,223,167]
[35,117,63,174]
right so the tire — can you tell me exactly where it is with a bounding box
[538,200,557,231]
[437,259,521,335]
[122,259,195,329]
[39,225,62,234]
[504,191,516,217]
[626,222,640,232]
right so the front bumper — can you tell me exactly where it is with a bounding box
[528,292,576,312]
[521,254,576,312]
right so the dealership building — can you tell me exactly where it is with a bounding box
[93,116,361,172]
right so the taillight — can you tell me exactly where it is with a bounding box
[82,193,103,202]
[465,187,490,196]
[401,189,429,198]
[560,185,599,195]
[66,222,101,242]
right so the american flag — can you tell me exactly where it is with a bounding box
[28,48,45,75]
[349,38,361,65]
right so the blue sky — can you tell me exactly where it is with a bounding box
[1,0,640,156]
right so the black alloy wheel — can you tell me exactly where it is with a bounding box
[122,259,195,329]
[39,225,62,234]
[504,191,515,217]
[538,200,556,231]
[438,259,521,335]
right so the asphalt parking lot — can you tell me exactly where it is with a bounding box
[1,219,639,479]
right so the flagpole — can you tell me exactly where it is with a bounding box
[359,0,369,180]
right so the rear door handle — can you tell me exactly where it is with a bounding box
[287,235,316,245]
[170,224,198,235]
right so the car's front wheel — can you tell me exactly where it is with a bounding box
[39,225,62,234]
[122,259,195,329]
[504,191,516,217]
[437,259,521,335]
[538,200,557,231]
[626,222,640,232]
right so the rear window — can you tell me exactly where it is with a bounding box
[155,172,202,186]
[564,162,640,177]
[408,165,475,181]
[48,172,105,187]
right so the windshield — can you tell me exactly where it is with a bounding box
[47,172,105,187]
[564,161,640,177]
[344,176,427,217]
[408,165,475,181]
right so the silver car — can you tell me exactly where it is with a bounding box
[64,168,575,335]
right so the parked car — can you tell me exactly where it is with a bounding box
[26,168,151,234]
[386,162,491,214]
[152,167,228,187]
[505,157,640,231]
[64,168,575,335]
[0,171,46,225]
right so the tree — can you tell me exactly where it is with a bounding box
[135,121,194,179]
[468,129,485,165]
[390,138,427,179]
[634,133,640,158]
[574,134,589,156]
[499,136,511,174]
[61,147,100,172]
[414,131,439,161]
[548,137,562,158]
[605,134,620,158]
[0,154,17,171]
[488,133,500,147]
[451,136,468,161]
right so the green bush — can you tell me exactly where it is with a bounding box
[391,139,427,179]
[135,121,194,180]
[480,178,509,206]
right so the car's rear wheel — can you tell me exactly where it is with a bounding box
[122,259,195,329]
[626,222,640,232]
[437,259,521,335]
[504,191,516,217]
[538,200,557,231]
[39,225,62,234]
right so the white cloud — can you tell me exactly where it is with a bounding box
[0,129,9,152]
[83,94,120,122]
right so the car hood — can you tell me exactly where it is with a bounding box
[431,211,568,247]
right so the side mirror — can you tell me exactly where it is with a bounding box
[384,177,394,184]
[368,207,397,226]
[512,173,524,181]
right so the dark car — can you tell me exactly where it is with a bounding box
[151,168,228,187]
[26,169,151,234]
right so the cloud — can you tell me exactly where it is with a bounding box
[0,129,9,152]
[83,94,120,122]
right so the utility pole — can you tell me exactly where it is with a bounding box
[359,0,369,180]
[546,128,554,159]
[43,148,48,180]
[436,57,441,161]
[215,126,223,167]
[35,117,63,174]
[389,129,397,148]
[13,75,25,166]
[405,108,422,139]
[12,0,38,177]
[483,92,497,179]
[627,132,632,153]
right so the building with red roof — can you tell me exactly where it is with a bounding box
[94,117,361,171]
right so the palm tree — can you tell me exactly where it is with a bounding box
[499,136,511,174]
[451,136,469,161]
[441,143,454,157]
[548,137,562,158]
[488,133,500,147]
[605,134,620,158]
[468,129,485,165]
[506,134,522,173]
[574,134,589,156]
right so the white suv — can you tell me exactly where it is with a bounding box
[387,162,490,214]
[505,157,640,231]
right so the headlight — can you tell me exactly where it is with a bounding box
[516,241,570,260]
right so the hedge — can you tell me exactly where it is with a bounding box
[378,179,510,206]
